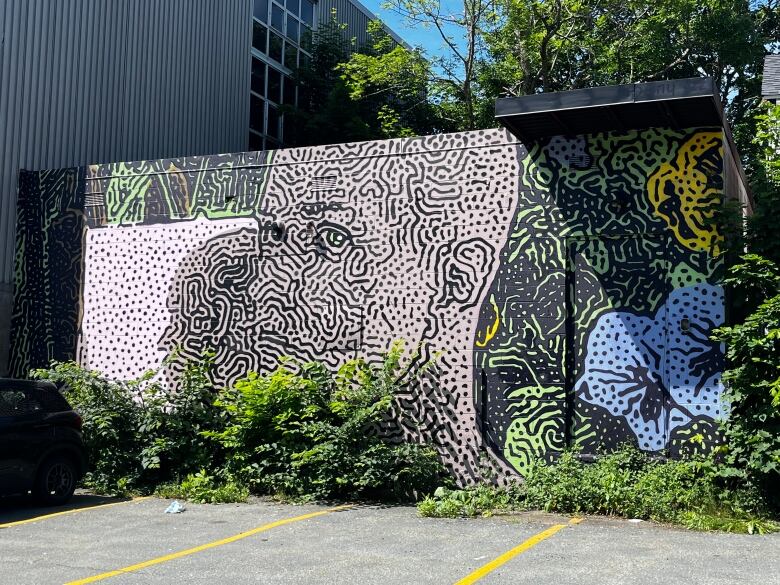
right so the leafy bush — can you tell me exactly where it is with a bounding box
[418,485,514,518]
[712,255,780,501]
[523,447,649,516]
[31,361,143,494]
[418,446,778,534]
[210,342,448,501]
[32,355,225,494]
[155,470,248,504]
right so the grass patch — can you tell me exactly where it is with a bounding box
[418,447,778,534]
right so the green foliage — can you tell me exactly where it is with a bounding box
[31,355,225,495]
[755,101,780,185]
[287,1,774,144]
[418,485,514,517]
[519,447,715,520]
[155,470,249,504]
[678,511,778,535]
[286,16,372,146]
[339,26,442,137]
[712,255,780,495]
[286,15,442,144]
[418,446,777,533]
[483,0,764,102]
[381,0,496,130]
[31,361,143,494]
[748,102,780,265]
[210,341,448,501]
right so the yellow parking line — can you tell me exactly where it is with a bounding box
[0,497,151,529]
[64,504,353,585]
[454,517,583,585]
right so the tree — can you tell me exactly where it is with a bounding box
[747,102,780,265]
[712,255,780,502]
[283,16,373,146]
[340,21,444,137]
[383,0,497,130]
[285,15,444,144]
[482,0,765,100]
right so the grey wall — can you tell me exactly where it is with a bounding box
[318,0,407,51]
[0,0,252,375]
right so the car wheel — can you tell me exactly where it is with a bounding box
[34,455,77,506]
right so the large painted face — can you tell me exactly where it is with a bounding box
[34,127,725,486]
[152,134,525,400]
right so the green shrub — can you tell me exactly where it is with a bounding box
[678,511,778,535]
[31,361,143,494]
[32,354,225,494]
[210,341,449,501]
[155,470,248,504]
[418,446,777,533]
[712,254,780,502]
[417,485,513,518]
[524,448,725,523]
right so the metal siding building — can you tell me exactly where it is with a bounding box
[317,0,406,50]
[0,0,252,375]
[762,54,780,102]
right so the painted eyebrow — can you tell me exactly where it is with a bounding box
[298,202,349,218]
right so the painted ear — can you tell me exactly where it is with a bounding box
[435,238,494,310]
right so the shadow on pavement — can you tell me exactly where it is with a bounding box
[0,492,129,526]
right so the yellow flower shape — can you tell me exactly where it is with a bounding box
[647,132,723,254]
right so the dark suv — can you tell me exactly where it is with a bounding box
[0,379,86,505]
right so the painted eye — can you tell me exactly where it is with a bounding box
[326,230,346,247]
[318,223,352,249]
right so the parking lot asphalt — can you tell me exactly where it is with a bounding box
[1,494,778,585]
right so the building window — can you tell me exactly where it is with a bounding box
[271,3,284,32]
[252,22,268,53]
[251,0,311,148]
[284,43,298,69]
[267,105,281,141]
[267,67,282,104]
[300,0,313,27]
[286,14,299,42]
[253,0,269,23]
[268,31,283,63]
[249,131,264,151]
[283,77,296,106]
[250,95,265,133]
[299,51,310,71]
[300,26,312,52]
[251,58,266,96]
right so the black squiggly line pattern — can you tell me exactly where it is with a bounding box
[11,127,727,484]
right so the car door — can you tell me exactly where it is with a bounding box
[0,386,52,493]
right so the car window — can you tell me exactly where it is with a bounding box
[0,388,44,416]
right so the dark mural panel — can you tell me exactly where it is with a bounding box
[11,128,726,483]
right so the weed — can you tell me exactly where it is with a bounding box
[418,446,778,534]
[155,470,249,504]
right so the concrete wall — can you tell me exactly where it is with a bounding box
[0,0,252,374]
[12,127,728,483]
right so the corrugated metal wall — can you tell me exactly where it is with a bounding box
[0,0,252,374]
[317,0,406,51]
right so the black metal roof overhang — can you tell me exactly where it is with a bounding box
[494,77,725,143]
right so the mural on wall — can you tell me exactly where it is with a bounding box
[475,130,725,474]
[11,126,727,483]
[12,168,85,374]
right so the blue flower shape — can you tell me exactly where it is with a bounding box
[575,283,725,451]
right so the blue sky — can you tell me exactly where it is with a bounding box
[358,0,459,57]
